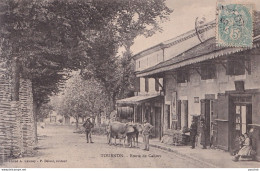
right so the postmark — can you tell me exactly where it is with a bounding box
[216,1,254,47]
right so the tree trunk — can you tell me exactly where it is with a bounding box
[11,57,20,101]
[33,101,38,144]
[75,114,79,130]
[97,112,101,127]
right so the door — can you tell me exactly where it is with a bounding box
[231,104,252,150]
[216,93,229,151]
[181,100,188,129]
[177,100,182,130]
[154,107,161,138]
[201,99,211,146]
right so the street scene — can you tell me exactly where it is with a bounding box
[1,125,210,168]
[1,0,260,169]
[2,124,259,168]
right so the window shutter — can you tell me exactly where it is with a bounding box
[186,70,190,82]
[135,77,140,92]
[234,60,245,75]
[155,78,159,91]
[177,100,182,130]
[145,78,149,92]
[226,59,234,75]
[183,100,188,128]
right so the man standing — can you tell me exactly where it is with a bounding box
[83,117,94,143]
[200,118,206,149]
[190,118,197,149]
[142,119,153,151]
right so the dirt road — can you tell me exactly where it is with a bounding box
[2,125,210,168]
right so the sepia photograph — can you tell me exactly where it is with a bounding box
[0,0,260,169]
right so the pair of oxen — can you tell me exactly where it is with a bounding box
[107,122,143,148]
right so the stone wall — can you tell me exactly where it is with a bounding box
[0,63,35,162]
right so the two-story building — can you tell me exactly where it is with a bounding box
[116,66,164,139]
[119,13,260,160]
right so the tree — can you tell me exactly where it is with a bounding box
[0,0,172,136]
[55,72,108,129]
[38,103,53,122]
[80,0,172,113]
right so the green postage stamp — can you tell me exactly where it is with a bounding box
[216,1,254,47]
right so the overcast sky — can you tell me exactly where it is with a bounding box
[131,0,260,55]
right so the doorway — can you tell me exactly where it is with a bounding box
[233,104,252,139]
[154,107,161,138]
[200,99,211,146]
[230,95,252,152]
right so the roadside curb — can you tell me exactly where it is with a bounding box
[149,143,218,168]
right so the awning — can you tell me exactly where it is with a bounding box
[136,36,260,78]
[116,94,162,105]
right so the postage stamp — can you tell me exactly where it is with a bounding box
[216,1,254,47]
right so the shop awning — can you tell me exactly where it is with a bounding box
[116,94,162,105]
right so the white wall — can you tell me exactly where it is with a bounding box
[135,50,164,72]
[139,77,163,96]
[165,53,260,128]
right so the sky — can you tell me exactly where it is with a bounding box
[131,0,260,55]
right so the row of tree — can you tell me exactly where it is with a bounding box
[0,0,172,136]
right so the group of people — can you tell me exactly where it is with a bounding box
[82,117,154,151]
[189,117,256,161]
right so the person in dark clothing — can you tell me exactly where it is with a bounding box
[142,120,153,151]
[200,119,207,149]
[190,119,197,149]
[83,117,94,143]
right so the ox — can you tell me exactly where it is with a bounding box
[126,123,143,147]
[107,122,135,147]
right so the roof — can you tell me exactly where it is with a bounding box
[132,21,215,60]
[136,11,260,77]
[136,36,260,77]
[116,94,162,105]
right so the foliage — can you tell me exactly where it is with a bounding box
[0,0,172,112]
[80,0,173,111]
[55,72,108,121]
[37,103,53,122]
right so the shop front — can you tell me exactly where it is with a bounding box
[116,95,163,139]
[214,88,260,160]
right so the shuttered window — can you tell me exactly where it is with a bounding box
[177,70,190,83]
[145,78,149,92]
[201,63,216,80]
[134,77,140,92]
[155,78,159,91]
[226,56,245,76]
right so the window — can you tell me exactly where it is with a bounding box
[145,78,149,92]
[201,63,216,80]
[227,56,245,76]
[177,70,189,83]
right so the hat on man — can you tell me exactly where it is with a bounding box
[86,117,90,120]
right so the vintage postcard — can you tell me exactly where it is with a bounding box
[0,0,260,169]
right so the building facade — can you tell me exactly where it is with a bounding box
[133,15,260,160]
